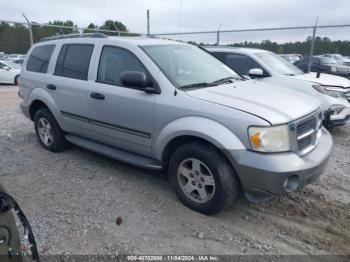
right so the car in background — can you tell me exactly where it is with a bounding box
[295,56,350,78]
[322,54,350,67]
[6,54,26,61]
[0,60,21,84]
[13,58,24,65]
[206,47,350,128]
[280,54,302,64]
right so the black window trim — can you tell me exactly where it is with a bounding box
[54,43,95,81]
[95,45,161,94]
[26,44,56,74]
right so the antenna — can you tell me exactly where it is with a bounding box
[174,0,183,87]
[216,22,222,45]
[178,0,183,38]
[147,9,150,36]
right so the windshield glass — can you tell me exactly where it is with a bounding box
[142,44,240,88]
[320,57,337,64]
[255,52,303,75]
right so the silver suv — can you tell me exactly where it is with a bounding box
[19,34,333,214]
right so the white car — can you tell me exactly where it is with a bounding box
[206,47,350,127]
[0,60,21,85]
[6,54,26,61]
[322,54,350,67]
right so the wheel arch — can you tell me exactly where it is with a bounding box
[155,117,246,166]
[28,89,64,128]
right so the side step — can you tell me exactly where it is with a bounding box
[65,134,163,170]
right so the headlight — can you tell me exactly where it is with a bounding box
[248,125,290,153]
[329,104,345,114]
[313,85,347,98]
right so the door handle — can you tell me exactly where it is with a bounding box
[90,92,105,100]
[46,84,56,90]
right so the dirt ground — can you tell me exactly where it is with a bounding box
[0,86,349,256]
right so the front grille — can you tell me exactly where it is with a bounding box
[297,118,314,136]
[298,135,312,151]
[338,67,349,73]
[291,111,323,155]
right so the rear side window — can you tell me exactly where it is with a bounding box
[26,45,55,73]
[97,46,147,86]
[55,44,94,80]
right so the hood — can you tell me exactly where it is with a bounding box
[292,72,350,88]
[186,80,320,125]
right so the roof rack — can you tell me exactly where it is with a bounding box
[40,33,107,42]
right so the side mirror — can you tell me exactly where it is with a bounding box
[3,66,10,71]
[120,71,157,93]
[248,68,265,78]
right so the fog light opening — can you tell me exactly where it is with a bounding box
[283,175,300,192]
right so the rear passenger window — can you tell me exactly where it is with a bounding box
[97,46,147,86]
[55,44,94,80]
[26,45,55,73]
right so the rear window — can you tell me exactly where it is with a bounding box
[26,45,55,73]
[54,44,94,80]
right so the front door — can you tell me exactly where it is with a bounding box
[88,46,156,156]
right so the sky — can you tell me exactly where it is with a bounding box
[1,0,350,44]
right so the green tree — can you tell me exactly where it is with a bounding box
[99,20,128,32]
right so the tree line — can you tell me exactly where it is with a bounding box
[190,36,350,56]
[0,20,130,54]
[1,19,350,56]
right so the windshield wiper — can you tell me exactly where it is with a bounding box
[211,76,240,85]
[178,82,218,89]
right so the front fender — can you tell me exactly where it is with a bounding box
[154,116,246,161]
[28,88,65,129]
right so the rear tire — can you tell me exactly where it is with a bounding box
[169,142,239,215]
[33,108,69,152]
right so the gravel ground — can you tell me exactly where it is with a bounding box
[0,85,349,256]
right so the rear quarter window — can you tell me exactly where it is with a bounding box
[54,44,94,80]
[26,45,55,73]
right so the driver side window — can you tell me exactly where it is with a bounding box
[213,52,264,76]
[0,62,5,69]
[97,46,148,87]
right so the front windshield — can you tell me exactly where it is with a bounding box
[142,44,240,88]
[320,57,337,64]
[255,52,303,75]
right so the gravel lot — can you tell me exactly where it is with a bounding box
[0,85,349,256]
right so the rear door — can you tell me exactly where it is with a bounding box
[47,43,95,136]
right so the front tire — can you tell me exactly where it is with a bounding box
[169,142,239,215]
[34,108,69,152]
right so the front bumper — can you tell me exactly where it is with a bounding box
[326,107,350,127]
[228,128,333,201]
